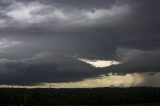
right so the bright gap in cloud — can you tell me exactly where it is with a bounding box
[78,59,122,68]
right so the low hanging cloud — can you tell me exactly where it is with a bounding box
[0,52,100,85]
[106,49,160,73]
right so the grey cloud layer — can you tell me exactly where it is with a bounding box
[0,0,160,85]
[0,0,129,30]
[0,52,100,85]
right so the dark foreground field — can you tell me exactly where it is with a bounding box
[0,87,160,106]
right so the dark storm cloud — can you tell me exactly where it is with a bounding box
[111,0,160,50]
[107,50,160,73]
[0,53,101,85]
[0,0,160,85]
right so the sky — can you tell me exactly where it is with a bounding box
[0,0,160,87]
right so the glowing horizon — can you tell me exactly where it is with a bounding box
[0,72,159,88]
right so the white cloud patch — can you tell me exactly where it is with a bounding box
[3,1,130,29]
[6,1,46,23]
[79,58,121,68]
[0,38,21,52]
